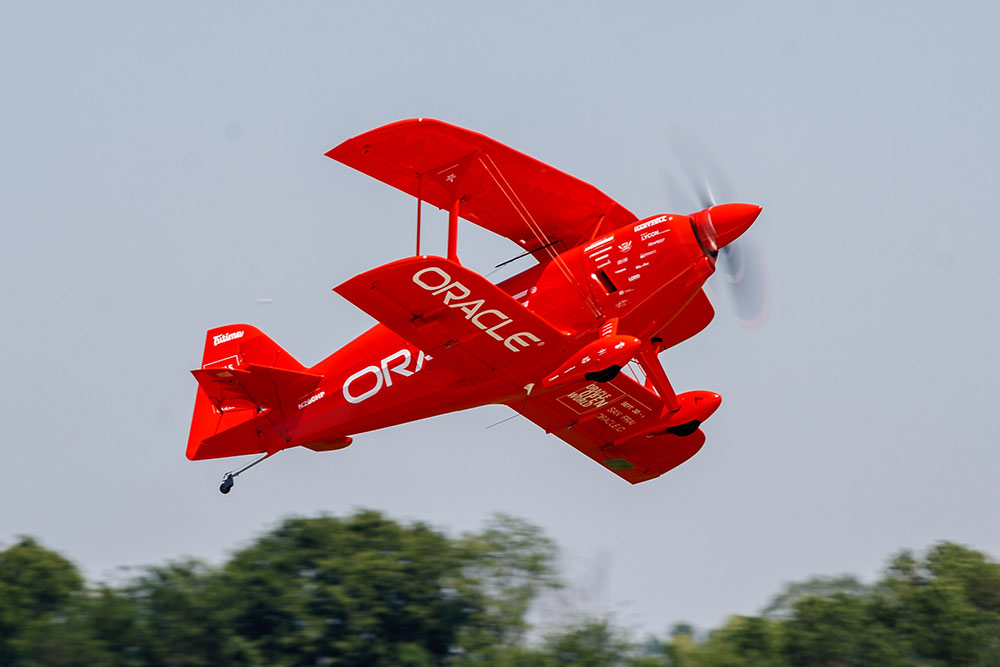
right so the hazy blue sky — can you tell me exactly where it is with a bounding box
[2,1,998,634]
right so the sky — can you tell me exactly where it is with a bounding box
[2,0,999,636]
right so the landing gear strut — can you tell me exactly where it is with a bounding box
[218,452,273,495]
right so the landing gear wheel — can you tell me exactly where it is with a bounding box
[215,452,273,495]
[584,364,622,383]
[666,420,702,437]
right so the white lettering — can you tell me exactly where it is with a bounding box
[504,331,542,352]
[213,330,245,346]
[412,266,542,352]
[298,391,326,410]
[473,309,508,332]
[567,384,613,409]
[451,298,485,319]
[412,266,451,291]
[633,216,667,232]
[343,366,382,404]
[380,349,413,387]
[435,281,471,304]
[485,317,513,341]
[342,348,429,404]
[584,236,614,252]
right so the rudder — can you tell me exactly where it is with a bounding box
[187,325,321,461]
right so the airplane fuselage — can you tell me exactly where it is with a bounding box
[291,212,715,448]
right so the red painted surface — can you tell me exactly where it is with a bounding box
[188,119,761,484]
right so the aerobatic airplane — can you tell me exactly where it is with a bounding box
[187,119,762,493]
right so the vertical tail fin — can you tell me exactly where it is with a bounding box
[187,325,322,461]
[200,324,306,373]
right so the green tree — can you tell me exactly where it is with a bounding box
[780,593,904,667]
[100,560,257,666]
[692,615,784,667]
[452,514,562,663]
[762,575,869,619]
[539,618,635,666]
[874,543,1000,665]
[215,510,480,666]
[0,537,110,666]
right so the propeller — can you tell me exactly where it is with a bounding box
[663,134,769,327]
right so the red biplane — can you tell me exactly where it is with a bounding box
[187,119,762,493]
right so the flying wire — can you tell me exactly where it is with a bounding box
[478,153,602,318]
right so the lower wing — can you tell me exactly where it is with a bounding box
[507,373,707,484]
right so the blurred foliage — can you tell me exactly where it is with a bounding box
[2,514,1000,665]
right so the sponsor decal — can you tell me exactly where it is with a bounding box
[412,266,544,352]
[557,383,622,413]
[639,250,658,259]
[584,235,614,252]
[616,257,628,265]
[647,238,665,247]
[591,253,609,263]
[628,274,641,282]
[640,230,661,241]
[297,391,325,410]
[343,349,429,404]
[634,262,649,270]
[618,241,632,253]
[633,215,667,232]
[596,413,626,432]
[203,354,240,370]
[213,330,244,346]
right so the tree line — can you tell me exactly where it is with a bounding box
[1,510,998,665]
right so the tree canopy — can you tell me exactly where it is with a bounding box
[2,513,999,665]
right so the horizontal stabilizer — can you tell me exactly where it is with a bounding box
[188,325,323,461]
[191,364,323,418]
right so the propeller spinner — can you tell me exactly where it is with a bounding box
[666,136,769,327]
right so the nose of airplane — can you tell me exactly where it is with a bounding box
[691,203,762,251]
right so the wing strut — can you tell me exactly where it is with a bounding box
[477,152,603,319]
[448,198,460,263]
[636,343,681,413]
[415,174,422,255]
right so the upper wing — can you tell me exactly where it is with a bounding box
[326,118,638,251]
[507,374,706,484]
[335,255,573,380]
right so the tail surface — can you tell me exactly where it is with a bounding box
[187,325,322,460]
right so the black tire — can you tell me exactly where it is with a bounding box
[666,420,701,437]
[584,364,622,383]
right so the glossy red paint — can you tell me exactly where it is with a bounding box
[690,202,762,250]
[188,119,761,485]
